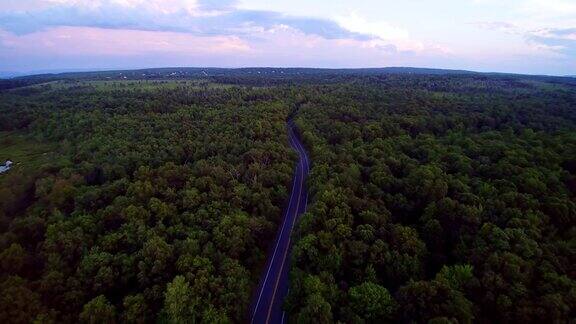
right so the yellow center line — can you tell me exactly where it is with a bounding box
[264,131,305,324]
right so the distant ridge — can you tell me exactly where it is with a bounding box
[0,71,26,79]
[2,67,575,90]
[12,66,478,80]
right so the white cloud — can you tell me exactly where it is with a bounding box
[336,13,409,41]
[335,13,425,52]
[531,28,576,41]
[335,13,454,54]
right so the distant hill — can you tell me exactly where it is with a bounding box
[0,71,26,78]
[2,67,575,90]
[12,66,478,80]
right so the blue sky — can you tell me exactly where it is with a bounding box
[0,0,575,75]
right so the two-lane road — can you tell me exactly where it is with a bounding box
[250,119,310,324]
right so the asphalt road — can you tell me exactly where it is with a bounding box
[250,119,310,324]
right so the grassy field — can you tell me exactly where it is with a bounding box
[0,132,60,184]
[9,79,239,93]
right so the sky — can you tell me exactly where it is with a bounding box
[0,0,575,75]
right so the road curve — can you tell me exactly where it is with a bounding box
[250,119,310,324]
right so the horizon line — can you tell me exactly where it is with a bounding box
[2,66,574,79]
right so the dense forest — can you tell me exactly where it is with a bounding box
[0,70,575,323]
[0,80,297,322]
[286,76,576,323]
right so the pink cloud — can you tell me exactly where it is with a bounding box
[235,25,453,68]
[0,24,454,69]
[0,26,250,56]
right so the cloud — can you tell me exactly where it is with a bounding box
[0,24,441,70]
[533,28,576,41]
[0,0,371,42]
[0,0,453,72]
[527,28,576,55]
[475,21,576,56]
[335,13,422,52]
[473,21,519,34]
[0,26,250,55]
[197,0,238,11]
[471,0,576,57]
